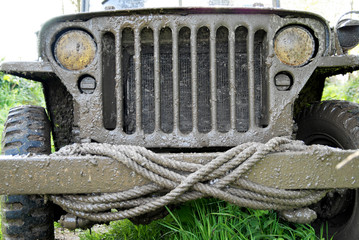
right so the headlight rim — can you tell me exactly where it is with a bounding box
[53,28,97,71]
[274,25,317,67]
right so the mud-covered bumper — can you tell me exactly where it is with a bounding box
[0,146,358,195]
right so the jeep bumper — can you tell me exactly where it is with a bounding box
[0,146,358,195]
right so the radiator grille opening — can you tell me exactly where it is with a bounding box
[216,27,230,133]
[235,27,249,132]
[122,28,136,134]
[102,32,117,130]
[117,24,269,136]
[254,30,268,128]
[141,28,155,134]
[159,27,173,133]
[197,27,211,133]
[178,27,192,133]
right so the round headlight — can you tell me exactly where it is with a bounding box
[54,30,96,71]
[274,26,315,66]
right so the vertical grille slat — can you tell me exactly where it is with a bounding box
[117,22,269,138]
[190,27,198,133]
[210,26,217,132]
[228,29,236,130]
[134,29,142,132]
[116,31,124,130]
[172,27,180,132]
[153,28,161,132]
[247,30,255,129]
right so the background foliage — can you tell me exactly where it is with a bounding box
[322,72,359,103]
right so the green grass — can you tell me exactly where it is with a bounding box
[80,219,166,240]
[80,199,322,240]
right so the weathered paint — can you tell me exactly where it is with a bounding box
[0,146,357,195]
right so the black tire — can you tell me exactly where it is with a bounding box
[1,106,54,240]
[296,100,359,240]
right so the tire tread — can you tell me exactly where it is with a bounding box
[1,106,54,240]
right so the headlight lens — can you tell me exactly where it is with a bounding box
[274,26,315,66]
[54,30,96,71]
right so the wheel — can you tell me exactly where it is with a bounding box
[296,100,359,240]
[1,106,54,240]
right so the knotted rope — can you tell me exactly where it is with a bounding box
[50,137,327,223]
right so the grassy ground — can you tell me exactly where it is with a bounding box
[79,199,321,240]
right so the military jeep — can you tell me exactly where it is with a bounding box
[1,0,359,239]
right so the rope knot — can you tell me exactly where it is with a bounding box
[50,137,326,223]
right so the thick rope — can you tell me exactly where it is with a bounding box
[50,137,327,222]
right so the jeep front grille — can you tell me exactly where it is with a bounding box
[41,10,330,148]
[101,22,269,138]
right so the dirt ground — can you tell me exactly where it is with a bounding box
[55,224,109,240]
[55,228,81,240]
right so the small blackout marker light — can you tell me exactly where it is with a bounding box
[79,76,96,94]
[275,73,293,91]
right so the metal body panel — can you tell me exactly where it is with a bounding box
[0,147,357,195]
[37,10,330,147]
[0,61,57,82]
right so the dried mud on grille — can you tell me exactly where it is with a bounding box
[101,22,268,136]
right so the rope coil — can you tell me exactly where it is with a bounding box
[50,137,327,223]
